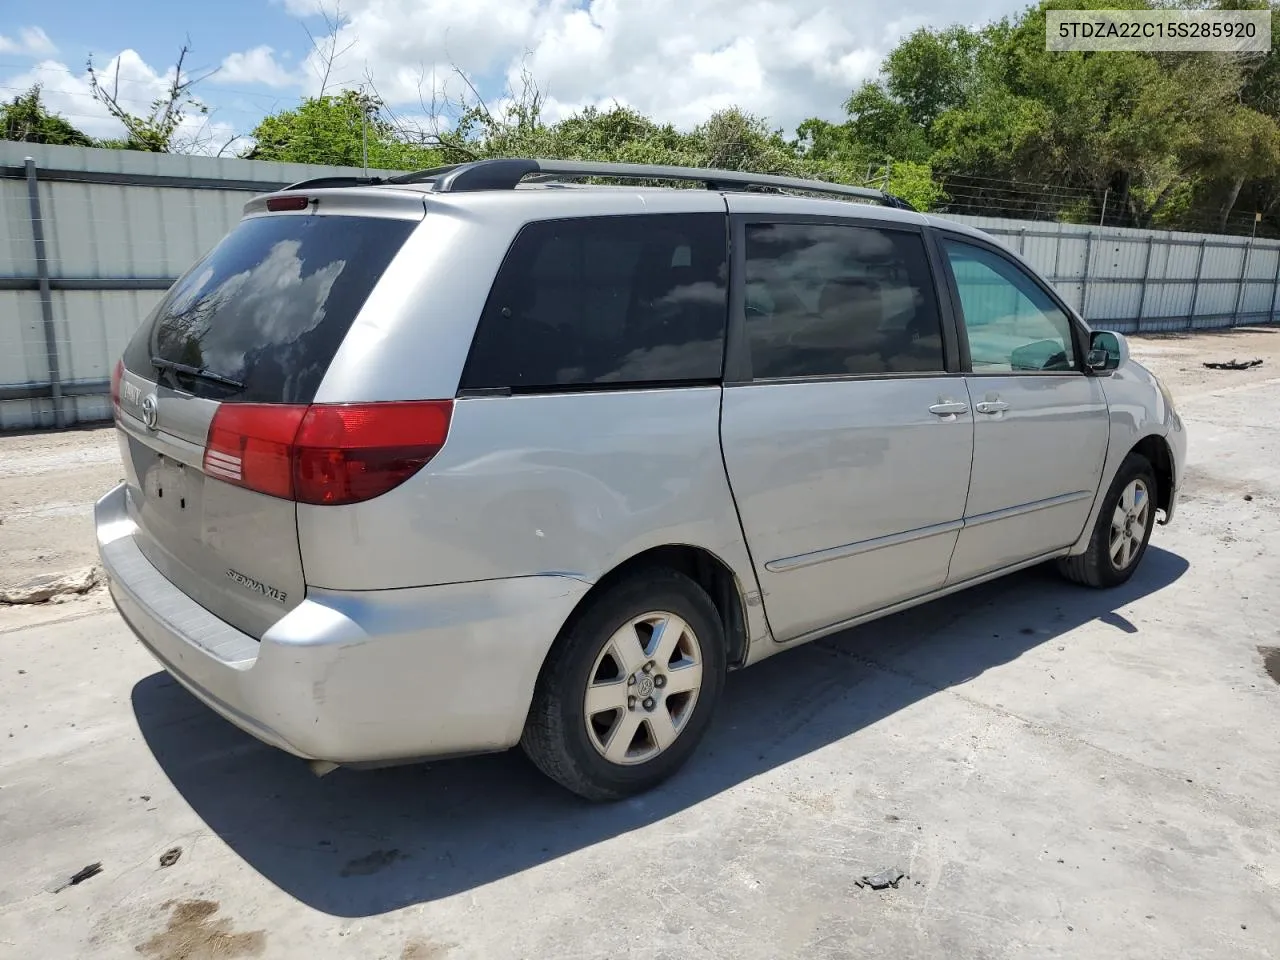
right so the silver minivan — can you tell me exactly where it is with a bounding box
[97,159,1186,800]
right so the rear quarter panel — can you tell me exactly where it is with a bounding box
[296,388,773,651]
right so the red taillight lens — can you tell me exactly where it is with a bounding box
[202,401,452,506]
[205,404,308,499]
[294,401,453,505]
[110,359,123,415]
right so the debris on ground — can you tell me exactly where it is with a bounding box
[159,847,182,868]
[1203,358,1264,370]
[1,566,99,605]
[46,862,103,893]
[856,867,906,890]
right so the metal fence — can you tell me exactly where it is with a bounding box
[0,142,397,430]
[3,141,1278,430]
[948,214,1280,335]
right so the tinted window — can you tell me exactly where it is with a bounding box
[942,239,1078,373]
[461,214,727,391]
[743,222,945,379]
[122,214,416,403]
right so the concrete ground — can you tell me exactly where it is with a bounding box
[1,330,1279,959]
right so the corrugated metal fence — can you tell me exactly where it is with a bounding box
[3,141,1278,430]
[0,142,396,430]
[948,214,1280,336]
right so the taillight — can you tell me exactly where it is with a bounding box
[110,359,123,416]
[205,404,308,499]
[293,402,453,505]
[203,401,452,506]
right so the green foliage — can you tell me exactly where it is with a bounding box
[248,91,444,168]
[883,26,982,131]
[843,83,932,163]
[884,160,946,211]
[805,0,1280,233]
[0,86,94,146]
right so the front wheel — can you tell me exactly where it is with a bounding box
[1058,451,1158,588]
[521,568,726,801]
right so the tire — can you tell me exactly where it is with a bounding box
[521,568,726,801]
[1058,451,1158,588]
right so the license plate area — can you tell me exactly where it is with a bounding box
[145,454,196,522]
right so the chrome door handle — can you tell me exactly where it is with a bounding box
[929,401,969,417]
[975,400,1010,414]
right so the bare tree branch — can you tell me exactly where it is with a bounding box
[87,42,213,152]
[301,1,355,96]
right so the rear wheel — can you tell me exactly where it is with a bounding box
[521,568,726,801]
[1058,451,1157,588]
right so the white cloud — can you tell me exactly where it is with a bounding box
[276,0,329,14]
[215,46,300,88]
[0,26,57,57]
[2,52,238,155]
[290,0,1025,132]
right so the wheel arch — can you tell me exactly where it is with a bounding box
[1132,433,1175,519]
[553,544,752,671]
[1070,426,1176,556]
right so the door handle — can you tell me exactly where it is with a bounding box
[929,401,969,417]
[975,400,1010,415]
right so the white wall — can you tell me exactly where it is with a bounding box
[2,144,1277,429]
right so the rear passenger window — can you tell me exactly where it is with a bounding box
[743,223,945,379]
[461,214,728,391]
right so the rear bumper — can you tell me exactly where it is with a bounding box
[96,483,591,763]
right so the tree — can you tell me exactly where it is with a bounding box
[0,85,94,146]
[248,90,443,168]
[883,26,982,132]
[87,44,213,152]
[695,108,803,175]
[842,82,932,163]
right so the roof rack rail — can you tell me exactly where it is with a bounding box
[383,164,464,184]
[379,158,916,210]
[281,175,388,191]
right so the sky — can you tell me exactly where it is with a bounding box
[0,0,1026,154]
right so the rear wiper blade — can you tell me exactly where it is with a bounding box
[151,357,245,390]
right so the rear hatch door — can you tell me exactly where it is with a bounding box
[115,202,421,638]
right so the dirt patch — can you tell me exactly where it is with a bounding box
[1128,326,1279,401]
[0,426,120,600]
[135,900,265,960]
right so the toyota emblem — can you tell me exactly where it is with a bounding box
[141,394,159,430]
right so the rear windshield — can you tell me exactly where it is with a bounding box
[122,213,416,403]
[460,213,728,392]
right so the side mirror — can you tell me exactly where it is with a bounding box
[1086,330,1128,373]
